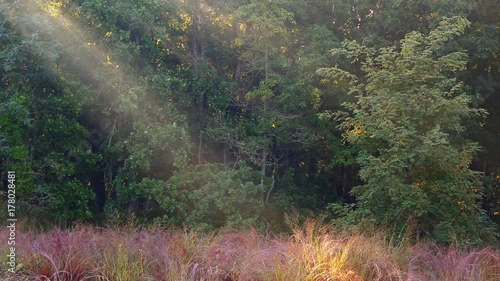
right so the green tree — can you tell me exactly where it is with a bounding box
[0,1,97,224]
[318,16,496,244]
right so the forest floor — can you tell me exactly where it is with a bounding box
[1,220,499,281]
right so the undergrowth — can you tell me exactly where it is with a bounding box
[1,219,499,281]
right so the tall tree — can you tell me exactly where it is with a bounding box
[318,16,496,244]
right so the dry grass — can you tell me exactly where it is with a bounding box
[1,220,499,281]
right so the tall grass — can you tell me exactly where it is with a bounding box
[1,220,498,281]
[407,243,500,281]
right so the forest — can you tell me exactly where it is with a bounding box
[0,0,499,279]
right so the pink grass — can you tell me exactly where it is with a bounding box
[1,222,498,281]
[407,243,500,281]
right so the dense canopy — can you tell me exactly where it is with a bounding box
[1,0,499,245]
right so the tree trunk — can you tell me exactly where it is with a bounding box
[191,0,205,165]
[265,172,275,205]
[261,148,267,188]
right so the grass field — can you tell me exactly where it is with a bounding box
[1,220,499,281]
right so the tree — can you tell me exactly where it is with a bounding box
[318,16,496,244]
[0,1,97,225]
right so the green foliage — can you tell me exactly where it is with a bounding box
[0,2,98,223]
[45,179,95,220]
[167,164,266,231]
[108,163,267,230]
[319,16,496,244]
[0,0,498,246]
